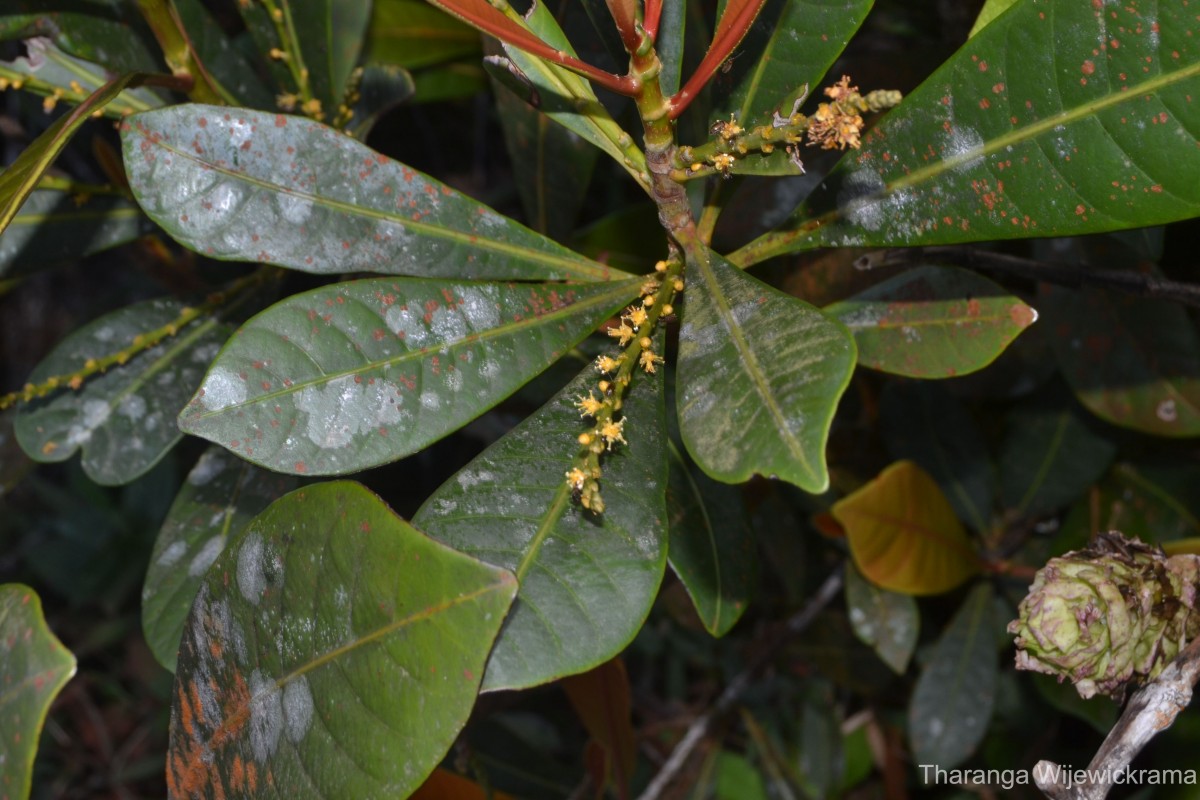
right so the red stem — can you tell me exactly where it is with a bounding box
[668,0,769,118]
[643,0,662,39]
[605,0,642,53]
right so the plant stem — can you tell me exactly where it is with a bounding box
[134,0,231,104]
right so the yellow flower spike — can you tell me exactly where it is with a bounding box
[600,418,627,449]
[639,350,665,374]
[607,323,635,346]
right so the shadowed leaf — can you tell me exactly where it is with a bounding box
[166,481,517,799]
[16,299,231,485]
[121,104,621,281]
[179,276,641,475]
[0,584,76,800]
[143,447,298,672]
[844,560,918,673]
[562,659,637,796]
[368,0,481,69]
[832,460,981,595]
[677,246,855,493]
[414,357,668,691]
[0,0,161,74]
[909,583,996,768]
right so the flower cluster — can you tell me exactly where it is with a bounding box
[565,259,683,513]
[805,76,866,150]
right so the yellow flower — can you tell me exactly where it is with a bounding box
[575,392,605,417]
[624,306,649,329]
[599,418,626,449]
[711,152,736,174]
[565,467,588,490]
[639,350,664,374]
[607,323,635,346]
[595,355,622,374]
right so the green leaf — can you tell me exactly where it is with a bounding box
[16,299,231,485]
[1040,281,1200,436]
[413,358,668,691]
[825,265,1038,378]
[909,583,997,769]
[344,64,416,140]
[143,447,298,672]
[1,71,174,238]
[498,5,650,192]
[666,441,755,637]
[173,0,276,109]
[710,0,875,128]
[368,0,482,69]
[180,276,641,475]
[166,481,517,798]
[968,0,1020,38]
[1030,672,1118,735]
[733,0,1200,265]
[0,37,164,117]
[999,386,1116,517]
[0,189,156,278]
[122,103,620,282]
[880,381,994,532]
[0,0,162,74]
[843,560,918,673]
[410,62,487,103]
[1062,461,1200,546]
[491,56,598,242]
[0,584,76,800]
[677,247,855,493]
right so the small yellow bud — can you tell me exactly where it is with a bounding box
[642,295,655,306]
[578,432,594,445]
[598,380,611,394]
[673,278,684,292]
[638,336,652,349]
[662,304,674,316]
[654,260,668,273]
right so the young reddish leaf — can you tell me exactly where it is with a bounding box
[832,460,982,595]
[411,768,517,800]
[670,0,770,117]
[0,585,77,800]
[561,658,637,796]
[423,0,633,94]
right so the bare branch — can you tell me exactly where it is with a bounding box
[1034,636,1200,800]
[635,568,845,800]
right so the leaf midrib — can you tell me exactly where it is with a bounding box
[189,278,640,419]
[136,130,618,282]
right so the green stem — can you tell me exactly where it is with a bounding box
[134,0,230,104]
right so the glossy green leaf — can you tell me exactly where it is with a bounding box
[413,358,668,691]
[0,71,173,238]
[0,584,76,800]
[909,583,997,769]
[1040,282,1200,436]
[410,62,487,103]
[833,460,981,596]
[0,37,164,117]
[733,0,1200,266]
[492,58,598,242]
[825,265,1038,378]
[880,381,994,532]
[968,0,1020,38]
[166,481,516,798]
[710,0,874,128]
[999,387,1116,517]
[16,299,231,485]
[843,560,918,673]
[0,0,161,74]
[173,0,276,109]
[677,247,855,492]
[180,277,641,475]
[666,441,755,637]
[0,189,156,278]
[122,103,620,281]
[143,446,298,672]
[498,5,650,192]
[368,0,482,69]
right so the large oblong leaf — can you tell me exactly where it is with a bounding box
[909,583,997,769]
[733,0,1200,265]
[676,247,855,492]
[413,357,668,692]
[825,265,1037,378]
[143,446,298,672]
[0,584,76,800]
[180,277,641,475]
[121,104,620,282]
[832,460,981,595]
[166,481,517,798]
[16,299,231,485]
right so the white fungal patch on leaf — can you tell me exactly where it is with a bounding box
[283,676,314,743]
[189,535,225,577]
[201,368,247,411]
[385,306,429,346]
[237,533,266,604]
[294,375,404,449]
[248,669,283,762]
[840,169,888,232]
[188,450,226,486]
[118,394,147,421]
[66,399,112,447]
[157,540,187,567]
[458,287,499,329]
